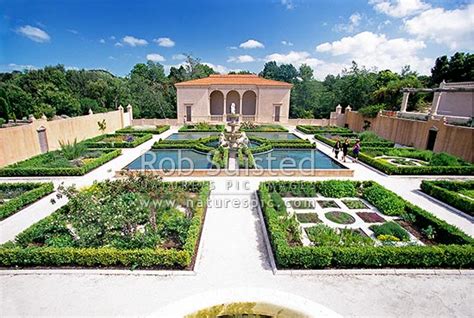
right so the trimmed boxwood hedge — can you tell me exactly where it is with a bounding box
[358,148,474,176]
[420,180,474,217]
[83,133,152,148]
[240,124,288,132]
[0,183,54,220]
[0,181,210,269]
[259,180,473,269]
[115,125,170,135]
[248,136,316,154]
[0,149,121,177]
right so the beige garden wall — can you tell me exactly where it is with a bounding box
[0,108,131,167]
[341,111,473,162]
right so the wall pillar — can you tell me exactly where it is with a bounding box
[118,105,124,128]
[400,92,410,112]
[126,104,133,125]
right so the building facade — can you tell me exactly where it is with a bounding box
[175,74,292,123]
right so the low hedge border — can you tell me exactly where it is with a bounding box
[248,136,316,154]
[0,183,54,220]
[259,180,473,269]
[358,149,474,175]
[314,134,394,148]
[115,125,170,135]
[151,136,217,153]
[0,181,210,269]
[420,180,474,216]
[0,149,122,177]
[296,125,352,134]
[240,125,288,132]
[238,147,256,169]
[83,134,152,148]
[178,124,225,132]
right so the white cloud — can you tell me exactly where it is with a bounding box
[172,54,187,60]
[7,63,36,71]
[227,46,238,50]
[316,31,432,74]
[109,36,116,40]
[281,0,294,10]
[122,35,148,47]
[265,51,324,68]
[108,56,117,60]
[334,12,362,33]
[99,39,106,44]
[17,25,50,43]
[65,66,79,71]
[115,42,123,47]
[369,0,431,18]
[281,40,294,46]
[227,55,255,63]
[67,29,79,35]
[404,4,474,50]
[239,39,264,49]
[153,37,175,47]
[203,62,228,74]
[146,53,165,62]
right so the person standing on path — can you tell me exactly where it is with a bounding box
[333,138,341,160]
[342,138,350,162]
[352,140,361,163]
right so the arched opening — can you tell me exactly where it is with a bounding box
[210,90,224,121]
[226,90,240,115]
[242,91,256,120]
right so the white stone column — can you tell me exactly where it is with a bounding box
[400,92,410,112]
[335,104,342,115]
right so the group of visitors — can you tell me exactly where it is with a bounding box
[333,138,361,163]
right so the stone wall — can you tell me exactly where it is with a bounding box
[0,108,131,167]
[337,110,473,162]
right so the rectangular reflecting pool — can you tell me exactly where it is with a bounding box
[253,149,345,169]
[165,132,220,140]
[246,132,300,140]
[126,149,213,170]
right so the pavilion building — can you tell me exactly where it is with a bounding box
[175,74,293,123]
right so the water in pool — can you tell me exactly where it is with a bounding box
[253,149,345,169]
[205,140,261,148]
[126,149,213,170]
[246,132,300,140]
[166,132,220,140]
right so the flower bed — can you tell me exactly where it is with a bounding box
[240,123,288,132]
[296,125,352,135]
[116,125,170,135]
[0,182,54,220]
[324,211,356,224]
[178,123,224,132]
[0,149,121,176]
[314,131,394,148]
[420,180,474,216]
[0,176,210,269]
[356,212,385,223]
[258,180,473,269]
[359,148,474,175]
[83,133,152,148]
[296,213,321,223]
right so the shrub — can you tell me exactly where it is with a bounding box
[362,183,405,216]
[0,183,54,220]
[59,138,87,160]
[420,180,474,216]
[430,153,463,167]
[370,222,410,241]
[84,134,152,148]
[270,191,286,214]
[116,125,170,135]
[240,124,287,132]
[178,123,224,132]
[318,180,356,198]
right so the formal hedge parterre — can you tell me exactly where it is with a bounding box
[359,148,474,175]
[0,149,122,176]
[296,125,352,134]
[314,133,394,148]
[0,179,211,269]
[248,136,316,154]
[115,125,170,135]
[0,182,54,220]
[420,180,474,217]
[83,133,152,148]
[259,180,473,269]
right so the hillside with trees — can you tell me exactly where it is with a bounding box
[0,52,471,122]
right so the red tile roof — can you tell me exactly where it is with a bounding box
[175,74,293,88]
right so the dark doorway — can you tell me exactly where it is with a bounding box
[186,105,192,122]
[274,105,280,122]
[426,129,437,151]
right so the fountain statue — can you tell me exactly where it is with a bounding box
[216,102,249,150]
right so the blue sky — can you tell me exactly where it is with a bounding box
[0,0,472,79]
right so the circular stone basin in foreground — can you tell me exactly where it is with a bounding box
[325,211,356,224]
